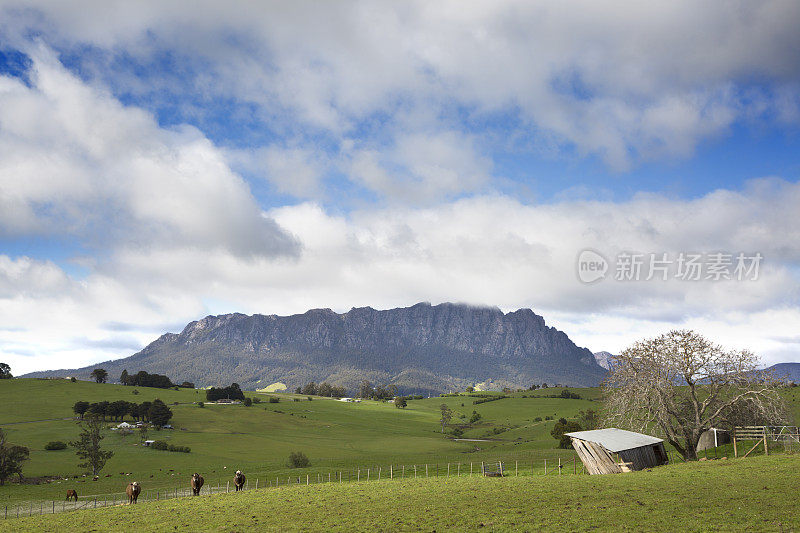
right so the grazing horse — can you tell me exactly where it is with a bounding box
[65,489,78,501]
[190,473,204,496]
[126,481,141,504]
[233,470,246,491]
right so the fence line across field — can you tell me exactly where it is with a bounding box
[4,439,795,520]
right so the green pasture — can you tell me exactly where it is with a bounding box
[0,379,600,505]
[2,454,798,532]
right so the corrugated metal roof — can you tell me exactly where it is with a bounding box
[564,428,663,452]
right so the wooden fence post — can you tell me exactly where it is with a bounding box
[733,429,738,458]
[544,459,547,475]
[390,465,393,479]
[764,427,769,456]
[515,461,518,476]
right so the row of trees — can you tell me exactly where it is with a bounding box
[119,369,175,389]
[205,383,245,402]
[294,382,348,398]
[358,380,397,400]
[72,399,173,426]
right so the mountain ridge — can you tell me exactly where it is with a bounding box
[23,302,607,394]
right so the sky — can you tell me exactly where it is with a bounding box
[1,1,799,375]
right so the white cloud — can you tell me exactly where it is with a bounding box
[2,1,797,173]
[0,45,297,256]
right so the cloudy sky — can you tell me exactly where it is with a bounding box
[1,1,799,375]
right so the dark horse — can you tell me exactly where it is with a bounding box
[65,489,78,501]
[191,473,204,495]
[233,470,246,491]
[126,481,141,504]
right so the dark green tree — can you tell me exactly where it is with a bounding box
[119,369,129,385]
[301,382,318,396]
[0,363,12,379]
[0,429,29,484]
[551,418,582,448]
[148,399,173,427]
[243,397,253,407]
[70,417,113,475]
[90,368,108,384]
[72,401,90,419]
[395,397,407,409]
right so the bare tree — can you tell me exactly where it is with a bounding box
[603,330,787,460]
[439,404,452,433]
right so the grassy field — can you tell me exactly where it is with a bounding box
[0,379,602,505]
[2,454,797,532]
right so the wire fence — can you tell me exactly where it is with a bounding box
[3,455,592,519]
[5,441,797,520]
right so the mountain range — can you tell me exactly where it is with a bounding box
[24,302,608,394]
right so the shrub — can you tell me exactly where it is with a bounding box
[243,398,253,407]
[252,397,261,404]
[197,401,204,408]
[545,416,553,421]
[307,397,313,401]
[450,427,464,437]
[44,441,67,450]
[551,417,582,448]
[469,411,482,423]
[151,440,168,450]
[534,416,542,422]
[288,451,310,468]
[268,396,280,403]
[167,444,191,453]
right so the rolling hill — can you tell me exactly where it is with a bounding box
[24,302,607,393]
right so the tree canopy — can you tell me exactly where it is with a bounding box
[603,330,787,460]
[90,368,108,383]
[0,363,12,379]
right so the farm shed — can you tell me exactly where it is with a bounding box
[565,428,668,475]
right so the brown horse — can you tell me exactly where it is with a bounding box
[233,470,246,491]
[65,489,78,501]
[190,473,204,495]
[126,481,141,504]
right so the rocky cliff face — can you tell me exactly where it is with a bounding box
[25,302,607,393]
